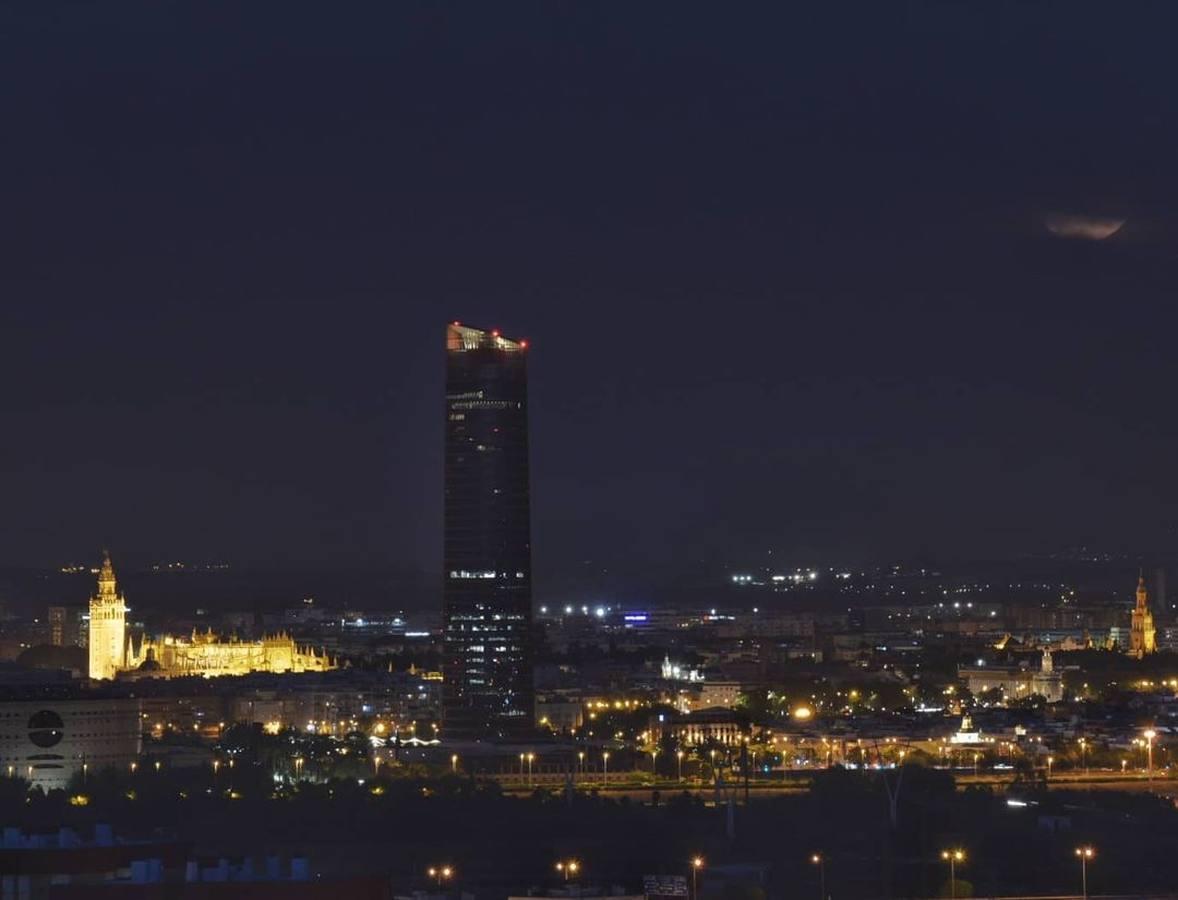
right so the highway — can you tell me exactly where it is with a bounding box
[496,769,1176,801]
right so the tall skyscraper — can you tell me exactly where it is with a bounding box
[442,323,535,738]
[88,550,126,680]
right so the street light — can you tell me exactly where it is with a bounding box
[940,849,965,900]
[651,748,660,778]
[527,752,535,786]
[603,751,610,787]
[677,750,685,782]
[691,856,705,900]
[1075,846,1095,900]
[1047,756,1053,780]
[1144,729,1157,783]
[451,754,458,774]
[428,865,454,888]
[1079,738,1088,776]
[810,853,825,900]
[578,751,585,782]
[555,860,581,882]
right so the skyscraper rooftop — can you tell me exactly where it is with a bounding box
[446,322,528,353]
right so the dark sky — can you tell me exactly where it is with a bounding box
[4,3,1178,583]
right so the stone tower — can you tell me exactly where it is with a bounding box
[1129,573,1157,659]
[88,550,126,679]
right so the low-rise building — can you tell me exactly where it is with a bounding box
[0,697,141,791]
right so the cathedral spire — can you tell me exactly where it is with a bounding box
[1131,572,1157,658]
[97,549,118,598]
[89,549,127,680]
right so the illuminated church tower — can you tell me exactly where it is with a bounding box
[88,550,127,679]
[1129,573,1157,658]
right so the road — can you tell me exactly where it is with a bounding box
[497,770,1176,801]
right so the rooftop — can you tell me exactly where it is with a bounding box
[447,323,527,353]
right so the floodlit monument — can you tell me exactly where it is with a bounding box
[88,551,334,680]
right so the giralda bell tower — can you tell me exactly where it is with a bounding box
[88,550,126,680]
[442,323,535,738]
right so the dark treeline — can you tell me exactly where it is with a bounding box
[5,763,1178,898]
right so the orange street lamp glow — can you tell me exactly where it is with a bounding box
[1075,846,1095,900]
[941,849,965,900]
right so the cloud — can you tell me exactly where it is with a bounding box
[1043,213,1126,241]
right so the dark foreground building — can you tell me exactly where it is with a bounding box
[442,323,534,738]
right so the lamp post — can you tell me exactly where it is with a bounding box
[1047,756,1053,780]
[1075,846,1095,900]
[691,856,704,900]
[428,865,454,888]
[810,854,825,900]
[555,860,580,882]
[1079,738,1088,776]
[451,754,458,775]
[527,752,535,786]
[677,750,685,783]
[578,751,585,782]
[940,849,965,900]
[1144,729,1156,783]
[651,748,659,779]
[602,752,610,787]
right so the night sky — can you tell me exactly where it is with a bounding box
[4,4,1178,586]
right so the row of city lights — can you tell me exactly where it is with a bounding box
[928,846,1098,900]
[425,857,709,891]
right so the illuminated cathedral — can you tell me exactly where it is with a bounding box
[1129,573,1157,659]
[88,551,335,680]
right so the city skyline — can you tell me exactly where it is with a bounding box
[8,5,1178,899]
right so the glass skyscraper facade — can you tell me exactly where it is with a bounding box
[442,323,535,738]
